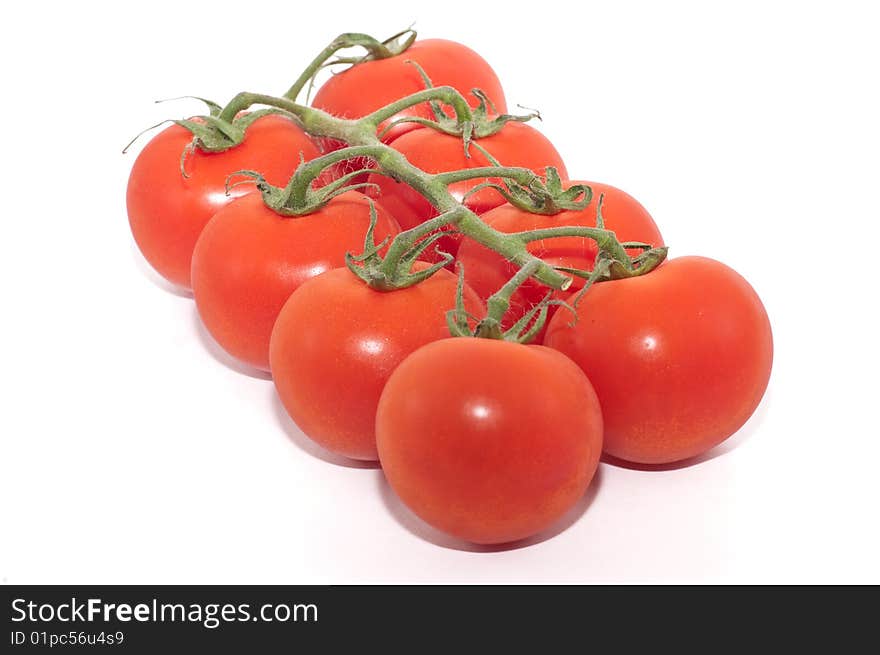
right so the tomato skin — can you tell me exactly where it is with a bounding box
[192,192,400,372]
[376,338,603,544]
[312,39,507,145]
[367,123,567,260]
[456,181,663,341]
[126,115,319,290]
[269,266,484,461]
[544,256,773,465]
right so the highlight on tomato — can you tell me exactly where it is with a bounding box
[544,256,773,465]
[456,181,663,341]
[376,337,604,544]
[126,114,319,289]
[192,191,399,372]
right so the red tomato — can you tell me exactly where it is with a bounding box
[312,39,507,145]
[367,123,567,260]
[192,192,399,372]
[376,337,603,544]
[270,266,483,461]
[456,181,663,341]
[544,256,773,465]
[127,114,319,289]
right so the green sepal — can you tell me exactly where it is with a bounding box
[225,162,380,217]
[446,264,478,337]
[461,165,593,215]
[375,61,537,154]
[324,28,417,67]
[347,203,454,291]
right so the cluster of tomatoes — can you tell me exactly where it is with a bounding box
[126,35,773,545]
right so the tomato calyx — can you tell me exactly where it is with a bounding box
[223,165,375,217]
[446,261,569,343]
[169,96,296,169]
[322,29,417,68]
[178,111,270,151]
[221,143,390,217]
[467,162,593,215]
[123,98,290,176]
[122,96,220,155]
[346,203,455,291]
[376,62,535,151]
[547,195,670,288]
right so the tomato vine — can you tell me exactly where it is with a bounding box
[133,30,667,338]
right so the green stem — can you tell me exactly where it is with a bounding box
[457,213,572,290]
[207,89,655,293]
[514,226,631,264]
[284,145,388,206]
[433,166,542,187]
[217,92,306,125]
[283,36,351,101]
[485,260,541,323]
[361,87,474,129]
[378,208,468,278]
[283,31,417,101]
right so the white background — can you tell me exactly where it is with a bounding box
[1,1,878,584]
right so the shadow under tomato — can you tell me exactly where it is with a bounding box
[376,466,605,552]
[602,386,773,472]
[270,391,380,470]
[130,242,193,299]
[190,306,273,381]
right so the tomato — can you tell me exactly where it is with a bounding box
[376,337,603,544]
[192,192,399,372]
[312,39,507,145]
[367,123,567,260]
[544,256,773,465]
[126,114,319,289]
[270,265,483,461]
[456,181,663,342]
